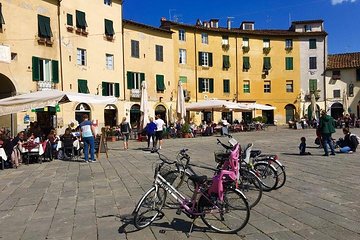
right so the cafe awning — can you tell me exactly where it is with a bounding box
[186,99,250,112]
[0,89,117,116]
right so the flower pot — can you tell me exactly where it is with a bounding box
[107,136,116,142]
[182,133,192,138]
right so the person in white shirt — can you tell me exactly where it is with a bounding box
[154,114,165,149]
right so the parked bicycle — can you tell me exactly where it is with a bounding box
[133,146,250,235]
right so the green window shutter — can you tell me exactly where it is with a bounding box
[51,60,59,83]
[102,82,108,96]
[263,57,271,70]
[208,53,213,67]
[67,14,73,26]
[76,10,87,29]
[0,3,5,26]
[198,78,204,93]
[127,72,134,89]
[32,56,40,81]
[223,55,230,68]
[115,83,120,97]
[140,73,145,82]
[198,52,203,66]
[356,69,360,81]
[156,75,165,91]
[243,57,250,69]
[223,80,230,93]
[104,19,114,36]
[285,57,293,70]
[38,15,52,38]
[309,39,316,49]
[209,79,214,93]
[309,79,317,92]
[78,79,89,93]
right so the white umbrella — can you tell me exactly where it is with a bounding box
[168,104,174,124]
[140,81,149,129]
[187,99,249,112]
[176,80,186,123]
[0,89,117,116]
[310,93,317,120]
[342,90,349,115]
[242,103,276,110]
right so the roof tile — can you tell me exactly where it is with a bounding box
[327,52,360,69]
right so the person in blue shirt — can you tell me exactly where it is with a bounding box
[79,114,96,162]
[299,137,311,155]
[145,117,157,150]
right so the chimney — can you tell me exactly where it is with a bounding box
[227,18,232,30]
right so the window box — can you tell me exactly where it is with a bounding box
[45,38,54,46]
[66,25,74,32]
[75,28,88,36]
[285,46,293,51]
[242,46,250,53]
[37,37,46,44]
[105,35,114,41]
[263,47,271,54]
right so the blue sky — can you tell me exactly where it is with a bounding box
[123,0,360,54]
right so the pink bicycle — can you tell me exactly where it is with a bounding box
[133,143,250,235]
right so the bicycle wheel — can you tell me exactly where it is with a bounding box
[200,188,250,234]
[253,162,278,192]
[272,160,286,190]
[238,169,263,209]
[133,186,166,229]
[163,170,194,208]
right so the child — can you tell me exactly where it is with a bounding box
[299,137,311,155]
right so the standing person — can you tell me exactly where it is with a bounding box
[145,117,157,150]
[79,114,96,162]
[319,110,336,156]
[154,114,165,149]
[120,117,131,150]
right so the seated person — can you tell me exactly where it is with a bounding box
[47,129,59,150]
[299,137,311,155]
[11,131,25,168]
[59,128,77,159]
[336,127,358,153]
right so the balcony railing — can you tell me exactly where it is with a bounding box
[37,81,55,91]
[131,89,141,98]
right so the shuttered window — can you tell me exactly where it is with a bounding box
[198,78,213,93]
[76,10,87,29]
[0,3,5,28]
[52,60,59,83]
[156,75,165,92]
[198,52,213,67]
[223,55,230,69]
[243,57,250,70]
[155,45,163,62]
[38,15,52,38]
[263,57,271,70]
[309,39,317,49]
[131,40,139,58]
[78,79,89,93]
[104,19,114,36]
[102,82,119,97]
[309,79,317,92]
[67,14,73,26]
[285,57,293,70]
[223,79,230,93]
[32,57,40,81]
[127,71,144,89]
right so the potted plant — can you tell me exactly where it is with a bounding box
[105,127,117,142]
[181,122,192,138]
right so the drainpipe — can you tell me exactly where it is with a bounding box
[194,31,198,102]
[323,35,327,111]
[121,9,126,101]
[57,0,64,91]
[235,35,238,102]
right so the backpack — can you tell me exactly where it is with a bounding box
[350,134,360,145]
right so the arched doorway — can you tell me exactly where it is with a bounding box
[104,104,117,127]
[262,105,274,124]
[75,103,91,124]
[155,104,167,125]
[285,104,296,123]
[130,104,140,128]
[330,102,343,120]
[0,74,16,134]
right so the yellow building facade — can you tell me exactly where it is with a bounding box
[0,0,60,134]
[123,20,175,128]
[160,19,306,125]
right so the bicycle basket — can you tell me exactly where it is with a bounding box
[156,163,178,184]
[214,150,230,163]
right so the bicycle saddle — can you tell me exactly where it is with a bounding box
[189,175,208,184]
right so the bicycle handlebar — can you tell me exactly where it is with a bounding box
[153,149,177,164]
[217,138,233,150]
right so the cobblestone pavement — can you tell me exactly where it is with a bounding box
[0,126,360,240]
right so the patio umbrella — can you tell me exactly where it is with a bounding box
[176,80,186,123]
[168,104,174,124]
[0,89,117,116]
[186,99,249,112]
[342,90,349,115]
[140,81,149,130]
[241,103,276,110]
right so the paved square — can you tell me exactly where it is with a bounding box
[1,127,359,240]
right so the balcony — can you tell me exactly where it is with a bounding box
[332,74,341,80]
[263,47,271,55]
[37,81,55,91]
[37,37,53,46]
[130,89,141,99]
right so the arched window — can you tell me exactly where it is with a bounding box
[285,104,296,123]
[75,103,91,123]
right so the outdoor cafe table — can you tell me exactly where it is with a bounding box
[20,142,44,165]
[0,147,7,170]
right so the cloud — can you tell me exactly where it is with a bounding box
[331,0,357,5]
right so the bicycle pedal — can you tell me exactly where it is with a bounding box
[176,209,182,215]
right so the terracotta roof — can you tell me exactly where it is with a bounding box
[123,19,173,34]
[160,20,327,37]
[327,52,360,69]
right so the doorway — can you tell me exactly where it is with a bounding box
[330,102,343,120]
[104,104,117,127]
[155,104,167,125]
